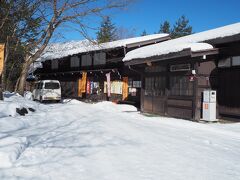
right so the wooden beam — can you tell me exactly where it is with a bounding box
[191,48,219,57]
[37,68,118,76]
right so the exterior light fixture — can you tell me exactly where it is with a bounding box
[146,61,152,66]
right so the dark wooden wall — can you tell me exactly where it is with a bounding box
[218,67,240,118]
[141,60,196,120]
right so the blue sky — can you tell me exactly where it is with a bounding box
[56,0,240,41]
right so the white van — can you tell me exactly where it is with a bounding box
[32,80,61,102]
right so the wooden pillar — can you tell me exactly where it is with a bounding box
[193,62,199,121]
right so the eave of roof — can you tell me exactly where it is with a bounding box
[37,33,170,62]
[124,47,219,66]
[123,22,240,63]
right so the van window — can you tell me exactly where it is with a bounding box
[44,82,60,89]
[36,83,43,89]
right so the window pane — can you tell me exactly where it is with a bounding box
[94,52,106,65]
[154,76,165,96]
[170,76,193,96]
[145,65,166,73]
[82,54,92,66]
[133,81,141,88]
[145,77,154,96]
[218,58,231,68]
[70,56,80,67]
[170,64,191,72]
[51,60,58,69]
[232,56,240,66]
[45,83,60,89]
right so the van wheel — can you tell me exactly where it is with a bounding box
[40,96,44,103]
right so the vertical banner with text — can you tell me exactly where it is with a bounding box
[122,77,128,100]
[106,72,111,97]
[81,72,87,93]
[0,44,5,76]
[86,80,90,94]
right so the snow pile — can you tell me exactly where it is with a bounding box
[37,34,169,62]
[62,99,84,104]
[0,92,37,117]
[0,101,22,117]
[23,91,33,101]
[0,137,28,168]
[123,22,240,61]
[94,101,138,112]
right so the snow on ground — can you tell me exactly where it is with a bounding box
[0,137,28,168]
[0,94,240,179]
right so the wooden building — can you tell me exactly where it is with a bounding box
[123,23,240,120]
[34,34,170,106]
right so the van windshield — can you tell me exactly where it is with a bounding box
[44,82,60,89]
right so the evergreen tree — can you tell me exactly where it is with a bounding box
[171,15,192,38]
[159,21,171,34]
[141,30,147,36]
[96,16,117,43]
[115,27,136,40]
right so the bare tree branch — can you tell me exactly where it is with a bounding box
[4,0,134,94]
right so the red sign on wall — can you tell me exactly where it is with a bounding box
[189,75,196,82]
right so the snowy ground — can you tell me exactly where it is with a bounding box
[0,94,240,180]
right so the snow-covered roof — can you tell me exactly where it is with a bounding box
[37,34,169,62]
[123,22,240,62]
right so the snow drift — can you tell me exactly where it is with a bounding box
[0,137,28,168]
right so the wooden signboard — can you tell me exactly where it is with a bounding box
[0,44,4,76]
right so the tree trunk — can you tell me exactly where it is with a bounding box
[0,81,3,100]
[14,77,20,92]
[16,60,30,95]
[2,37,9,91]
[0,41,8,100]
[6,60,18,91]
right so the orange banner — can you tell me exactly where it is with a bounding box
[81,72,87,93]
[0,44,4,75]
[78,79,82,97]
[78,72,87,97]
[122,77,128,100]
